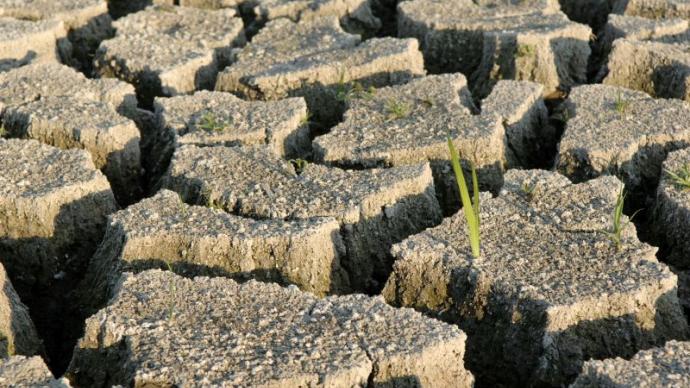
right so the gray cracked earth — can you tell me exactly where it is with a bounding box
[1,0,690,387]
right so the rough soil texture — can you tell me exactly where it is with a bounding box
[94,5,245,107]
[556,84,690,195]
[149,91,309,186]
[78,190,349,313]
[68,269,474,387]
[398,0,590,96]
[572,340,690,387]
[162,144,442,292]
[215,16,425,127]
[0,264,42,358]
[383,169,688,386]
[0,356,69,387]
[652,148,690,269]
[0,18,66,72]
[313,73,549,211]
[2,97,141,204]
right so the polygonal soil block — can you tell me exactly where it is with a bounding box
[68,270,474,387]
[0,0,114,72]
[0,63,137,118]
[603,37,690,100]
[2,97,141,205]
[0,139,118,294]
[652,148,690,269]
[94,5,245,107]
[162,144,442,292]
[0,17,66,72]
[383,169,688,386]
[79,190,349,314]
[556,84,690,196]
[0,264,42,358]
[597,14,688,61]
[150,91,309,186]
[247,0,380,35]
[398,0,591,96]
[613,0,690,20]
[313,74,548,212]
[0,356,68,387]
[215,16,425,127]
[572,340,690,387]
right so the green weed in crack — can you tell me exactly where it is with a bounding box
[289,158,309,174]
[665,164,690,191]
[614,92,629,118]
[447,136,481,258]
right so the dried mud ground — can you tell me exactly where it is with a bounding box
[1,0,690,387]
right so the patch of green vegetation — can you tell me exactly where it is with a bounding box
[289,158,309,174]
[448,136,481,258]
[197,112,231,132]
[515,44,536,58]
[300,111,313,127]
[665,164,690,191]
[0,125,5,138]
[614,91,630,117]
[385,98,411,121]
[350,82,376,100]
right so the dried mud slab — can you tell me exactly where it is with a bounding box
[95,5,245,107]
[79,190,349,314]
[313,74,548,211]
[0,139,117,294]
[0,0,114,71]
[0,62,137,118]
[2,97,141,205]
[383,169,688,386]
[652,148,690,269]
[215,16,424,126]
[602,22,690,99]
[68,269,474,387]
[0,264,42,358]
[572,340,690,387]
[0,18,66,72]
[150,91,309,185]
[398,0,591,96]
[0,356,69,387]
[556,84,690,195]
[247,0,380,35]
[162,144,442,292]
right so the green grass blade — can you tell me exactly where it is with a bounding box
[447,136,480,258]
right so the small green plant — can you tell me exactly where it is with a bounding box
[602,187,640,251]
[197,112,230,132]
[300,110,313,127]
[0,125,5,137]
[351,82,376,100]
[515,44,536,58]
[665,164,690,190]
[385,98,411,121]
[614,92,629,117]
[289,158,309,174]
[448,136,481,258]
[165,261,177,321]
[520,181,538,201]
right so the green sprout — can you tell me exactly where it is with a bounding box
[335,69,350,102]
[197,112,230,132]
[614,92,629,117]
[351,82,376,100]
[520,181,538,201]
[385,98,411,121]
[602,187,640,251]
[289,158,309,174]
[515,44,536,58]
[165,261,177,321]
[300,110,313,127]
[0,125,5,137]
[448,136,481,258]
[665,164,690,190]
